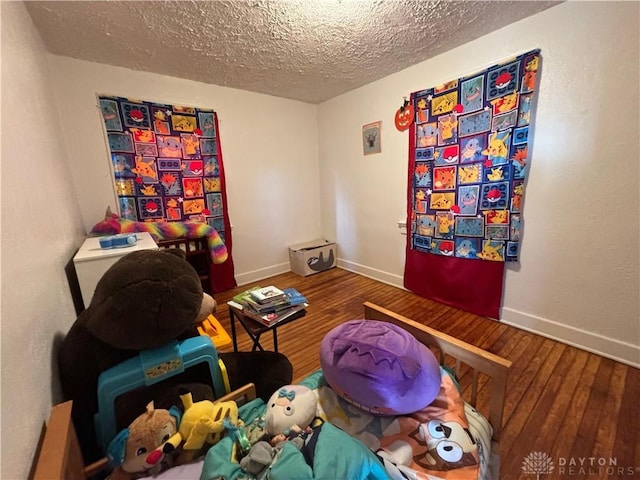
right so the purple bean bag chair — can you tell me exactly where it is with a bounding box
[320,320,441,415]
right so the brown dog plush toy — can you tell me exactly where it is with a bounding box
[58,249,293,465]
[106,401,182,477]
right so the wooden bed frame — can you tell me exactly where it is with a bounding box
[32,302,511,479]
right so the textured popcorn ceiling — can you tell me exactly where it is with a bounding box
[26,0,559,104]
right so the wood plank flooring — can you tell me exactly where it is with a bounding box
[211,268,640,480]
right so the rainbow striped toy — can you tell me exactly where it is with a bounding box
[91,211,228,264]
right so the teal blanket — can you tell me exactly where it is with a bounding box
[200,397,388,480]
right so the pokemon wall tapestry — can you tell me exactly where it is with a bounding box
[404,49,540,318]
[98,96,236,292]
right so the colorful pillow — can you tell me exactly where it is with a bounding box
[320,320,440,415]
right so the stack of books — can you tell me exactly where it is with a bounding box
[227,285,308,327]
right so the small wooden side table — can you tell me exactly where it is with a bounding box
[227,303,306,353]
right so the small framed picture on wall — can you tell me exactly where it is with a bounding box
[362,121,382,155]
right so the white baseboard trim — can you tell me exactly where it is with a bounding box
[234,262,291,287]
[337,259,405,290]
[501,307,640,368]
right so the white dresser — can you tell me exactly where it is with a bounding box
[73,232,159,309]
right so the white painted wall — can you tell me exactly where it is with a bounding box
[318,1,640,366]
[45,56,321,285]
[0,3,86,478]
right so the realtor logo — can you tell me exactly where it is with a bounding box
[522,451,555,479]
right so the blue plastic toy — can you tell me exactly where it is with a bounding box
[94,336,228,450]
[99,233,138,249]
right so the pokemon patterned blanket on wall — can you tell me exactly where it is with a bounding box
[98,96,236,291]
[99,96,229,234]
[409,49,540,262]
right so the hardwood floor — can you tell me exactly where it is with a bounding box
[212,268,640,480]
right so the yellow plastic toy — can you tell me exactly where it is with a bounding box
[197,314,232,350]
